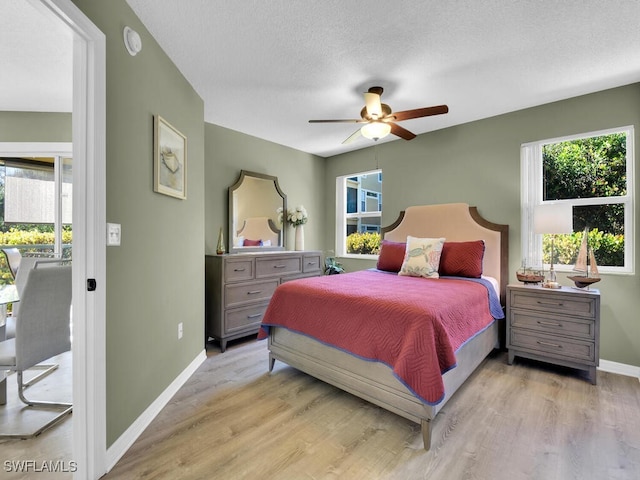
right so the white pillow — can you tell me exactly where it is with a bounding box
[234,235,245,247]
[398,236,446,279]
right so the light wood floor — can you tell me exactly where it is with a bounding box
[2,339,639,479]
[101,337,640,480]
[0,351,73,480]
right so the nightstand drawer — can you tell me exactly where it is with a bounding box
[510,329,596,363]
[225,279,279,308]
[510,311,595,340]
[509,290,597,319]
[225,304,267,334]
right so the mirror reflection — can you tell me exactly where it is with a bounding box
[229,170,286,253]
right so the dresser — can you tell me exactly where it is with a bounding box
[205,250,322,351]
[506,284,600,384]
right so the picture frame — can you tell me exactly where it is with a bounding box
[154,115,187,199]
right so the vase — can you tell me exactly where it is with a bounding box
[294,225,304,251]
[216,227,225,254]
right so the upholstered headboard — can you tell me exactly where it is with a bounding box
[236,217,281,247]
[381,203,509,304]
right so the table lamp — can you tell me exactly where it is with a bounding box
[534,203,572,284]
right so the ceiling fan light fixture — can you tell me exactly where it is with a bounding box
[361,121,391,141]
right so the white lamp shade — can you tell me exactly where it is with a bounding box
[361,121,391,140]
[534,203,572,234]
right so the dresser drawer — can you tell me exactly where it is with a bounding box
[224,258,255,283]
[256,256,301,278]
[225,304,267,334]
[302,254,321,273]
[509,290,597,319]
[510,329,595,363]
[509,311,595,340]
[224,279,279,308]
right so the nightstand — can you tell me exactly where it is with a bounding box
[506,284,600,384]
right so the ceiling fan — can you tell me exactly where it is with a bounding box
[309,86,448,144]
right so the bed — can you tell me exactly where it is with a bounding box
[259,203,508,450]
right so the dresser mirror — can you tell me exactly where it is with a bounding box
[228,170,287,253]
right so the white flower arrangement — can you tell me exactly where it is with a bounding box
[286,205,308,227]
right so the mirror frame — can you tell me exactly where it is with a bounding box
[228,170,287,253]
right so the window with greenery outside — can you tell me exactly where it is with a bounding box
[0,158,73,285]
[338,171,382,256]
[541,132,626,268]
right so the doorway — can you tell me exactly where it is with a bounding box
[0,0,107,478]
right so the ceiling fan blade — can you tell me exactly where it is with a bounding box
[391,105,449,122]
[389,122,416,140]
[342,128,363,144]
[309,119,365,123]
[364,92,382,119]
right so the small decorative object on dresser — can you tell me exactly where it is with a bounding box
[567,227,601,289]
[205,250,322,351]
[506,283,600,384]
[516,260,544,284]
[216,227,225,255]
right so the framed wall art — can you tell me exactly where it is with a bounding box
[154,115,187,199]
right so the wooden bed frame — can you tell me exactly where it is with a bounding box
[267,203,509,450]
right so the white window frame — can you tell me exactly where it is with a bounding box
[2,154,72,257]
[336,169,382,258]
[521,126,634,274]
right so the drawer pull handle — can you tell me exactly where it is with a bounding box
[307,262,316,265]
[273,265,286,269]
[247,313,262,319]
[536,300,564,307]
[537,320,562,327]
[247,290,262,295]
[234,268,246,272]
[537,340,562,349]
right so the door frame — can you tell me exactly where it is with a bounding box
[28,1,107,478]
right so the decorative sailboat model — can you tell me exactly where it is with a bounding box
[567,227,601,289]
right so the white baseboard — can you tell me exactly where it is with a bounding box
[598,359,640,380]
[105,349,207,471]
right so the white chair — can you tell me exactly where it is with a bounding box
[1,248,21,280]
[4,257,62,388]
[0,260,72,438]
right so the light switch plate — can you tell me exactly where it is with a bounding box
[107,223,121,246]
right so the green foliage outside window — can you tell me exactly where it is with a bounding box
[543,133,626,234]
[543,229,624,267]
[542,132,626,267]
[0,228,73,285]
[346,232,381,255]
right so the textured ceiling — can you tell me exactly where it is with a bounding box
[3,1,640,158]
[0,0,72,113]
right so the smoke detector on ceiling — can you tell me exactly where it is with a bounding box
[123,26,142,56]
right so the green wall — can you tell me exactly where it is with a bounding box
[6,2,638,455]
[325,83,640,367]
[72,0,206,446]
[0,111,71,142]
[204,123,325,254]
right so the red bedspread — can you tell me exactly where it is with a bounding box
[258,270,496,405]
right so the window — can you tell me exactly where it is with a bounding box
[0,156,72,261]
[521,126,634,274]
[336,170,382,256]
